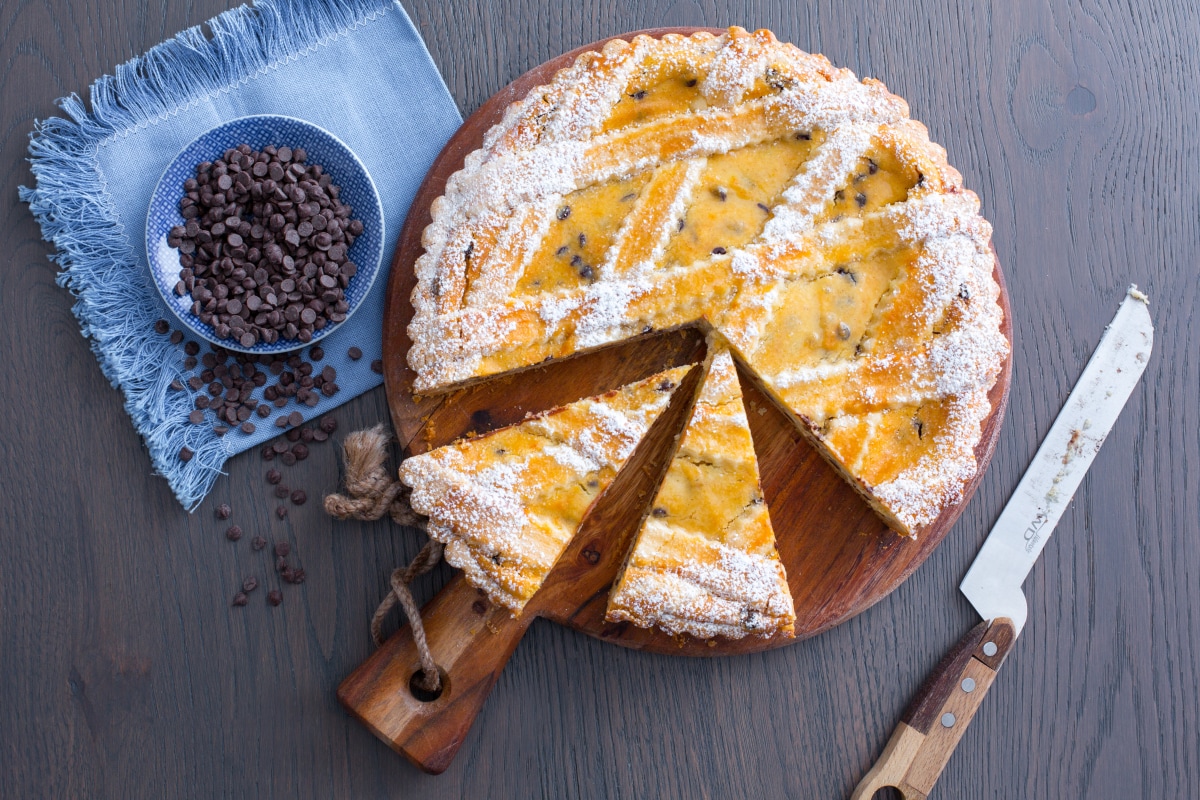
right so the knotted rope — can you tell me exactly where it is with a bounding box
[324,425,442,693]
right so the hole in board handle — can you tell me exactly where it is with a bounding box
[871,789,904,800]
[409,667,449,702]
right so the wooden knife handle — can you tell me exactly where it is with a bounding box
[850,618,1017,800]
[336,573,533,774]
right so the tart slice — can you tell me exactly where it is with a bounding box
[606,346,795,639]
[399,364,693,613]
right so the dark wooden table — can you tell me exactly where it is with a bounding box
[3,1,1197,797]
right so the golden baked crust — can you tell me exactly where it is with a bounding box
[607,345,795,638]
[399,365,691,612]
[408,26,1008,536]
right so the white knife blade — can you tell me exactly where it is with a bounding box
[959,286,1154,635]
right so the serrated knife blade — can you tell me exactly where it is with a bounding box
[959,287,1154,634]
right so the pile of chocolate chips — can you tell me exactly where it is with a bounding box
[167,144,364,348]
[157,322,344,445]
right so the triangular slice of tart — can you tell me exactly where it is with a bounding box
[606,345,795,639]
[399,364,693,613]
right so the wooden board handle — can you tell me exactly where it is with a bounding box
[337,573,533,774]
[850,618,1017,799]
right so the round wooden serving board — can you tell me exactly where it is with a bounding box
[381,28,1013,657]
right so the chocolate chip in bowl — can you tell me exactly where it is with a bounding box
[146,115,383,355]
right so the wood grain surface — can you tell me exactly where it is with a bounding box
[1,1,1197,798]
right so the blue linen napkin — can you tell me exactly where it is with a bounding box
[20,0,462,508]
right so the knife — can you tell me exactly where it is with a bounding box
[851,287,1154,800]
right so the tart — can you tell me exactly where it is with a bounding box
[406,26,1008,537]
[399,365,692,612]
[607,345,795,638]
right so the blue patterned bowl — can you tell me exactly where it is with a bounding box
[146,115,383,354]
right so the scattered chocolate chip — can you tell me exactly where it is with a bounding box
[287,411,303,427]
[274,484,290,499]
[262,445,276,461]
[370,359,383,374]
[855,192,867,208]
[232,592,248,607]
[225,525,243,541]
[266,468,282,484]
[188,410,205,424]
[291,443,309,461]
[239,421,256,434]
[154,319,171,334]
[275,505,288,520]
[170,379,184,391]
[290,489,307,506]
[215,503,231,520]
[251,536,267,551]
[169,330,184,345]
[242,576,259,592]
[280,451,297,466]
[267,589,283,606]
[309,345,324,361]
[347,346,362,360]
[556,205,571,220]
[274,541,291,557]
[711,247,727,255]
[319,417,338,434]
[651,507,668,517]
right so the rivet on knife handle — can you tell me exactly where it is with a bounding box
[850,618,1017,800]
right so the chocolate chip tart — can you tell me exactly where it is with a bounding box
[406,26,1007,542]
